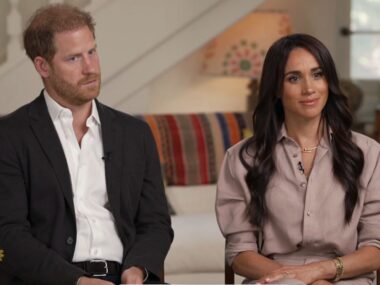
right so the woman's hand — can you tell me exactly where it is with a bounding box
[256,263,324,284]
[311,281,333,285]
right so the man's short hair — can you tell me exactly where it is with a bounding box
[23,4,96,62]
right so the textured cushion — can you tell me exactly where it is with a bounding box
[137,113,248,185]
[165,272,225,284]
[166,184,216,215]
[165,272,245,284]
[165,213,224,274]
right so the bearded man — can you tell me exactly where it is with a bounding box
[0,4,173,285]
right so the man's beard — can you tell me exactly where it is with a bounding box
[49,71,101,106]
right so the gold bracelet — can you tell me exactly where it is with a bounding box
[333,257,344,281]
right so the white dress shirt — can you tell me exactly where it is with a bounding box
[44,92,123,263]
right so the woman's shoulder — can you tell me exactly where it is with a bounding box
[226,137,254,157]
[351,131,380,154]
[224,137,255,169]
[227,137,248,152]
[351,132,380,182]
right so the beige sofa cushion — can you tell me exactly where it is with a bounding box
[166,184,216,215]
[165,213,224,274]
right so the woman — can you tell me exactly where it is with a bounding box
[216,33,380,285]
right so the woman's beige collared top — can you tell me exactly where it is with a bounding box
[216,126,380,284]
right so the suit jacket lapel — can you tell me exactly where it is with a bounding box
[96,101,122,219]
[28,93,75,215]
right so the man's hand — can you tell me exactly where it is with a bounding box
[121,266,145,284]
[77,276,114,285]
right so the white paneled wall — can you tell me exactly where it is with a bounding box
[119,0,352,115]
[97,0,264,107]
[0,0,362,120]
[0,0,263,114]
[120,47,250,114]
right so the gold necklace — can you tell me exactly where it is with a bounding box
[302,146,318,153]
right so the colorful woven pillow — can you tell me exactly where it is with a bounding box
[137,113,248,186]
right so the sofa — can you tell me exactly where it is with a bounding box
[137,112,249,283]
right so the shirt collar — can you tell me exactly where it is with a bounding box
[88,100,101,126]
[277,122,333,148]
[43,90,100,126]
[44,90,63,121]
[319,124,333,149]
[277,124,288,142]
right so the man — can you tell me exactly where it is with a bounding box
[0,4,173,285]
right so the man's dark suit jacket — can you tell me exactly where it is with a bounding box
[0,93,173,285]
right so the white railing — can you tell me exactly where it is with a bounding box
[1,0,108,72]
[6,0,23,62]
[4,0,66,64]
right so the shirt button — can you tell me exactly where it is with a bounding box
[293,153,298,158]
[66,236,74,245]
[300,182,307,188]
[307,211,311,216]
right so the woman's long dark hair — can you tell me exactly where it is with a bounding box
[239,33,364,228]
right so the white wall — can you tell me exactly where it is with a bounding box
[256,0,350,78]
[0,0,262,114]
[117,46,250,114]
[98,0,263,109]
[0,0,348,116]
[116,0,347,115]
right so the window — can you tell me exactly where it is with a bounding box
[350,0,380,79]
